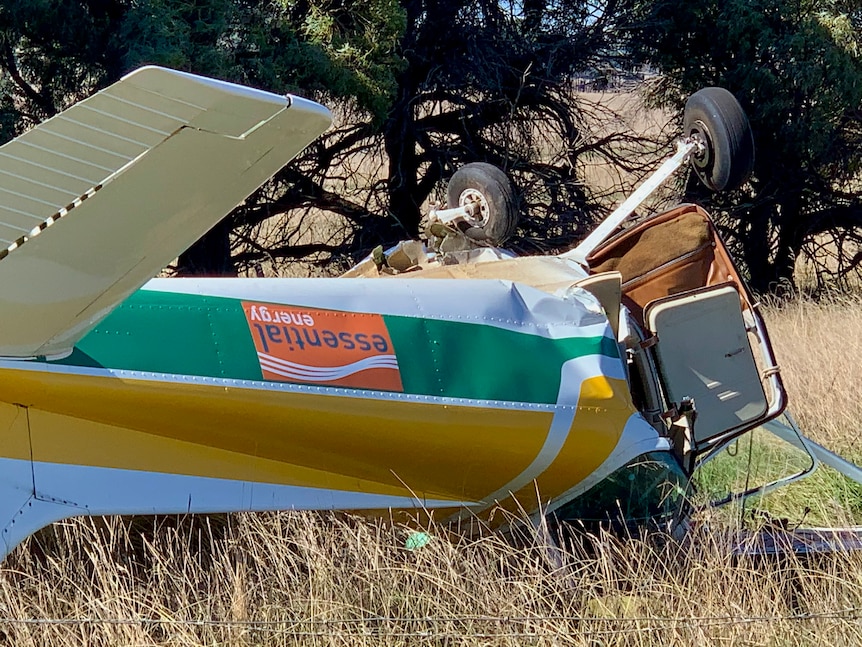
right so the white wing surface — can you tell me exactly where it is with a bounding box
[0,66,331,358]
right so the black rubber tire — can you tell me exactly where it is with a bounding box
[446,162,519,245]
[683,87,755,192]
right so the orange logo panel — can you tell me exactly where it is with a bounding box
[243,302,403,392]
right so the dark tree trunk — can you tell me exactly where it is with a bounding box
[176,218,235,276]
[383,86,422,238]
[380,0,469,239]
[739,202,774,295]
[771,195,805,292]
[381,0,425,239]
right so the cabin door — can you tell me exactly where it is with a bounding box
[644,283,769,452]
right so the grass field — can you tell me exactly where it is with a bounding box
[1,295,862,646]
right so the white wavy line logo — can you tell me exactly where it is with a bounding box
[258,352,400,382]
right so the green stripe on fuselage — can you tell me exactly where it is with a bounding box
[55,290,263,381]
[52,289,619,405]
[384,316,618,404]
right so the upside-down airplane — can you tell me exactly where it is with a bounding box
[0,67,859,560]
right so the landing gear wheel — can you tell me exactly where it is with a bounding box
[447,162,519,245]
[684,87,755,192]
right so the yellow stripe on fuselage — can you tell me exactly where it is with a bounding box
[0,402,32,461]
[516,376,635,502]
[0,367,630,505]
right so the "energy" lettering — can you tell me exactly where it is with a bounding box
[248,305,314,326]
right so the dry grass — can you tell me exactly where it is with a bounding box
[7,512,862,646]
[763,294,862,455]
[2,295,862,645]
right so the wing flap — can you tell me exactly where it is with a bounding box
[0,67,331,358]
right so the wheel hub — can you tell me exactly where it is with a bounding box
[458,188,490,227]
[689,120,713,170]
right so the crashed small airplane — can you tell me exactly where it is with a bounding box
[0,67,858,560]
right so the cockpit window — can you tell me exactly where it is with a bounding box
[550,452,688,531]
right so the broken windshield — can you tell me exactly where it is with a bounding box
[551,452,688,532]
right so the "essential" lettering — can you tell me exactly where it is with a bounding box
[252,323,389,354]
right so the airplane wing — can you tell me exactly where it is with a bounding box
[0,66,331,358]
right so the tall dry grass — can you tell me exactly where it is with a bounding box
[7,512,862,646]
[763,294,862,455]
[1,295,861,646]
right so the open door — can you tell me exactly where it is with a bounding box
[645,283,770,451]
[587,204,786,455]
